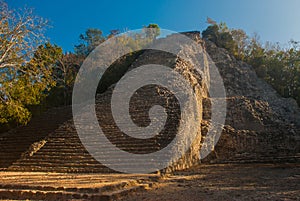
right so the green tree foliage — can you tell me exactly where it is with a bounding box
[46,53,84,106]
[74,28,106,56]
[0,1,61,125]
[74,24,161,57]
[202,23,237,57]
[244,34,266,75]
[243,37,300,105]
[144,23,161,39]
[74,24,161,94]
[0,42,62,125]
[231,29,248,60]
[202,22,300,106]
[260,41,300,102]
[0,17,161,125]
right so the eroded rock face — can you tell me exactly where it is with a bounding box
[202,40,300,163]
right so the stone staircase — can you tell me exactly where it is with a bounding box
[7,83,196,173]
[0,182,147,201]
[7,125,109,173]
[0,172,155,200]
[0,106,72,169]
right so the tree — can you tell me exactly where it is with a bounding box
[107,29,120,39]
[0,42,62,125]
[144,23,160,39]
[202,24,219,44]
[74,28,106,56]
[245,33,266,75]
[0,1,58,125]
[202,23,237,55]
[243,34,300,105]
[231,29,248,60]
[0,1,48,69]
[48,53,84,106]
[202,21,300,106]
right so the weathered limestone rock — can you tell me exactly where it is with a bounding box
[202,40,300,163]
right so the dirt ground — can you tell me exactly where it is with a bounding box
[0,163,298,200]
[120,163,300,201]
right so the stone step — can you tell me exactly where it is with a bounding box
[0,181,131,194]
[218,155,300,163]
[11,159,160,167]
[34,146,160,152]
[0,184,147,201]
[8,167,113,173]
[22,153,153,160]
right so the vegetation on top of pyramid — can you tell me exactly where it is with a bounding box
[202,22,300,106]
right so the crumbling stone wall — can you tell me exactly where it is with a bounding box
[202,40,300,163]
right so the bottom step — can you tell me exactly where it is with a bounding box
[0,185,147,201]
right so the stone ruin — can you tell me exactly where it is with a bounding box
[0,31,299,173]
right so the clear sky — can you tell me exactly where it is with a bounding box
[6,0,300,52]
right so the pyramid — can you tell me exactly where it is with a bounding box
[0,32,299,173]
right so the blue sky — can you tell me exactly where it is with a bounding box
[7,0,300,52]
